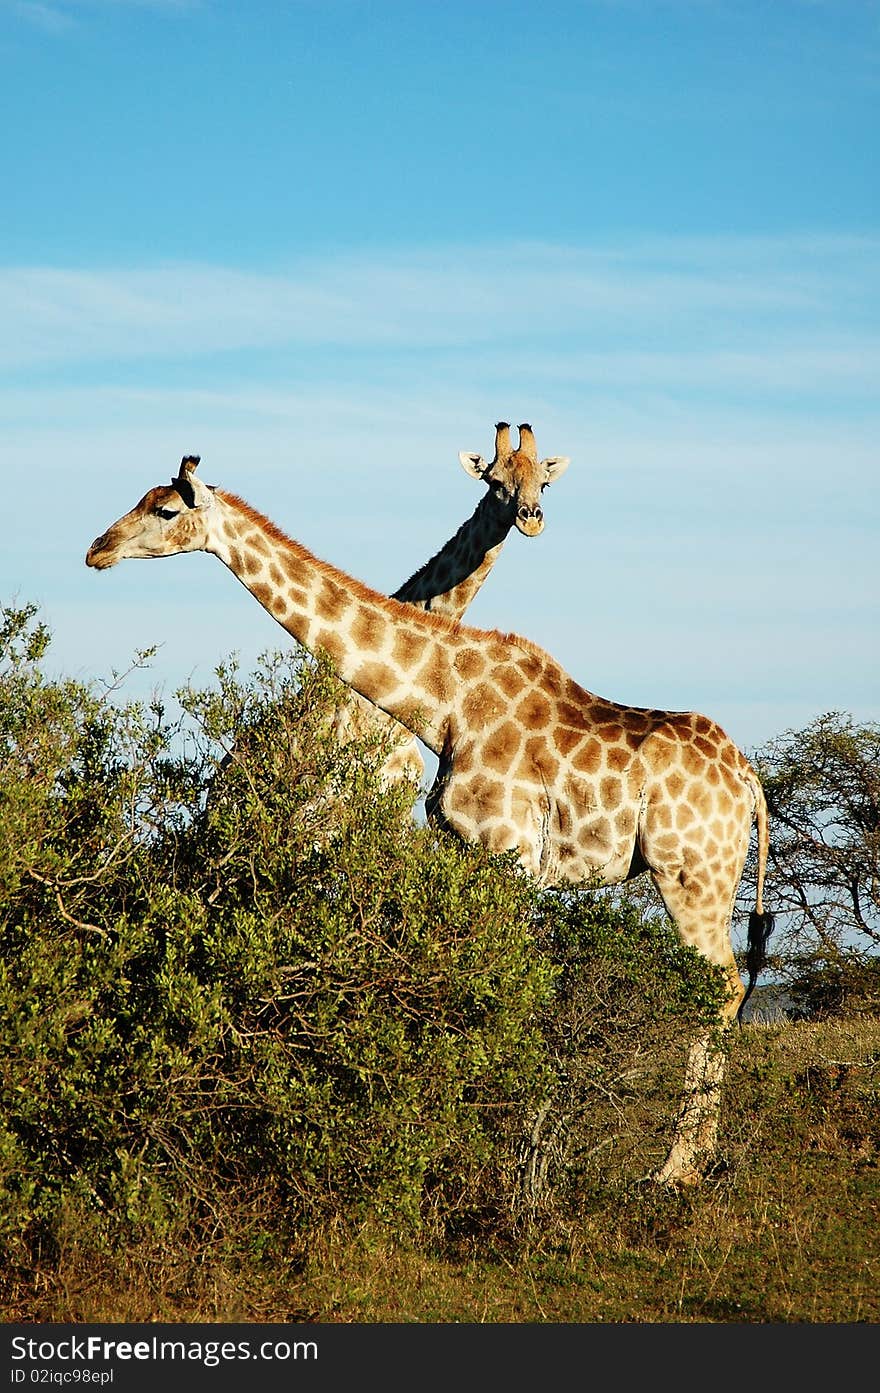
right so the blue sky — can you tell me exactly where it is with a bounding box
[1,0,878,775]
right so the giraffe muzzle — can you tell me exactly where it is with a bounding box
[85,535,116,569]
[516,505,544,537]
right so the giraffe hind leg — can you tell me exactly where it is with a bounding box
[651,1026,728,1185]
[647,869,744,1185]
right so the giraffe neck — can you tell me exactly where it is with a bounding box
[209,490,456,755]
[393,490,510,617]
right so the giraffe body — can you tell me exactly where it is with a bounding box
[86,454,772,1185]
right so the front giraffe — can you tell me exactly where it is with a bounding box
[86,454,774,1185]
[325,421,570,790]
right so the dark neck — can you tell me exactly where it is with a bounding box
[393,490,511,617]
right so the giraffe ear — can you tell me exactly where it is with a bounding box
[459,451,487,480]
[541,455,570,483]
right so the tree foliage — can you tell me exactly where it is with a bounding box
[741,712,880,962]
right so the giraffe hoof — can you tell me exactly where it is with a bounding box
[650,1157,705,1186]
[652,1169,703,1187]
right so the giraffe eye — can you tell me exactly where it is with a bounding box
[156,507,179,521]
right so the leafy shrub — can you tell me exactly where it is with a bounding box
[0,607,555,1266]
[785,951,880,1020]
[0,601,739,1295]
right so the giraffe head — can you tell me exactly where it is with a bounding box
[85,455,216,569]
[459,422,569,537]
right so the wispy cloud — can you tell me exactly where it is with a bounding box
[1,236,878,387]
[527,345,880,394]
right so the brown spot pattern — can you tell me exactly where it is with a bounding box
[552,727,582,759]
[558,699,586,727]
[483,720,522,772]
[607,744,631,772]
[351,606,385,652]
[314,629,347,670]
[518,735,561,786]
[461,772,505,819]
[516,690,553,730]
[495,665,528,700]
[462,685,505,728]
[415,652,454,703]
[315,581,347,623]
[573,739,602,775]
[600,774,623,809]
[666,771,686,800]
[392,628,425,669]
[353,660,399,700]
[454,648,487,681]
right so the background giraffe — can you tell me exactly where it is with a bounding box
[85,455,774,1185]
[325,421,570,791]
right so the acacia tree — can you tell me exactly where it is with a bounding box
[740,712,880,962]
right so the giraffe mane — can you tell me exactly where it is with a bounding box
[218,490,556,669]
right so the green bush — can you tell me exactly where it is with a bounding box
[0,607,556,1263]
[0,601,735,1290]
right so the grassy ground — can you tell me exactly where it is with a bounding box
[5,1014,878,1325]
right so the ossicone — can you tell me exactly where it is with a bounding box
[517,423,538,461]
[492,422,512,462]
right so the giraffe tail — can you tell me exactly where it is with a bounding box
[738,775,776,1024]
